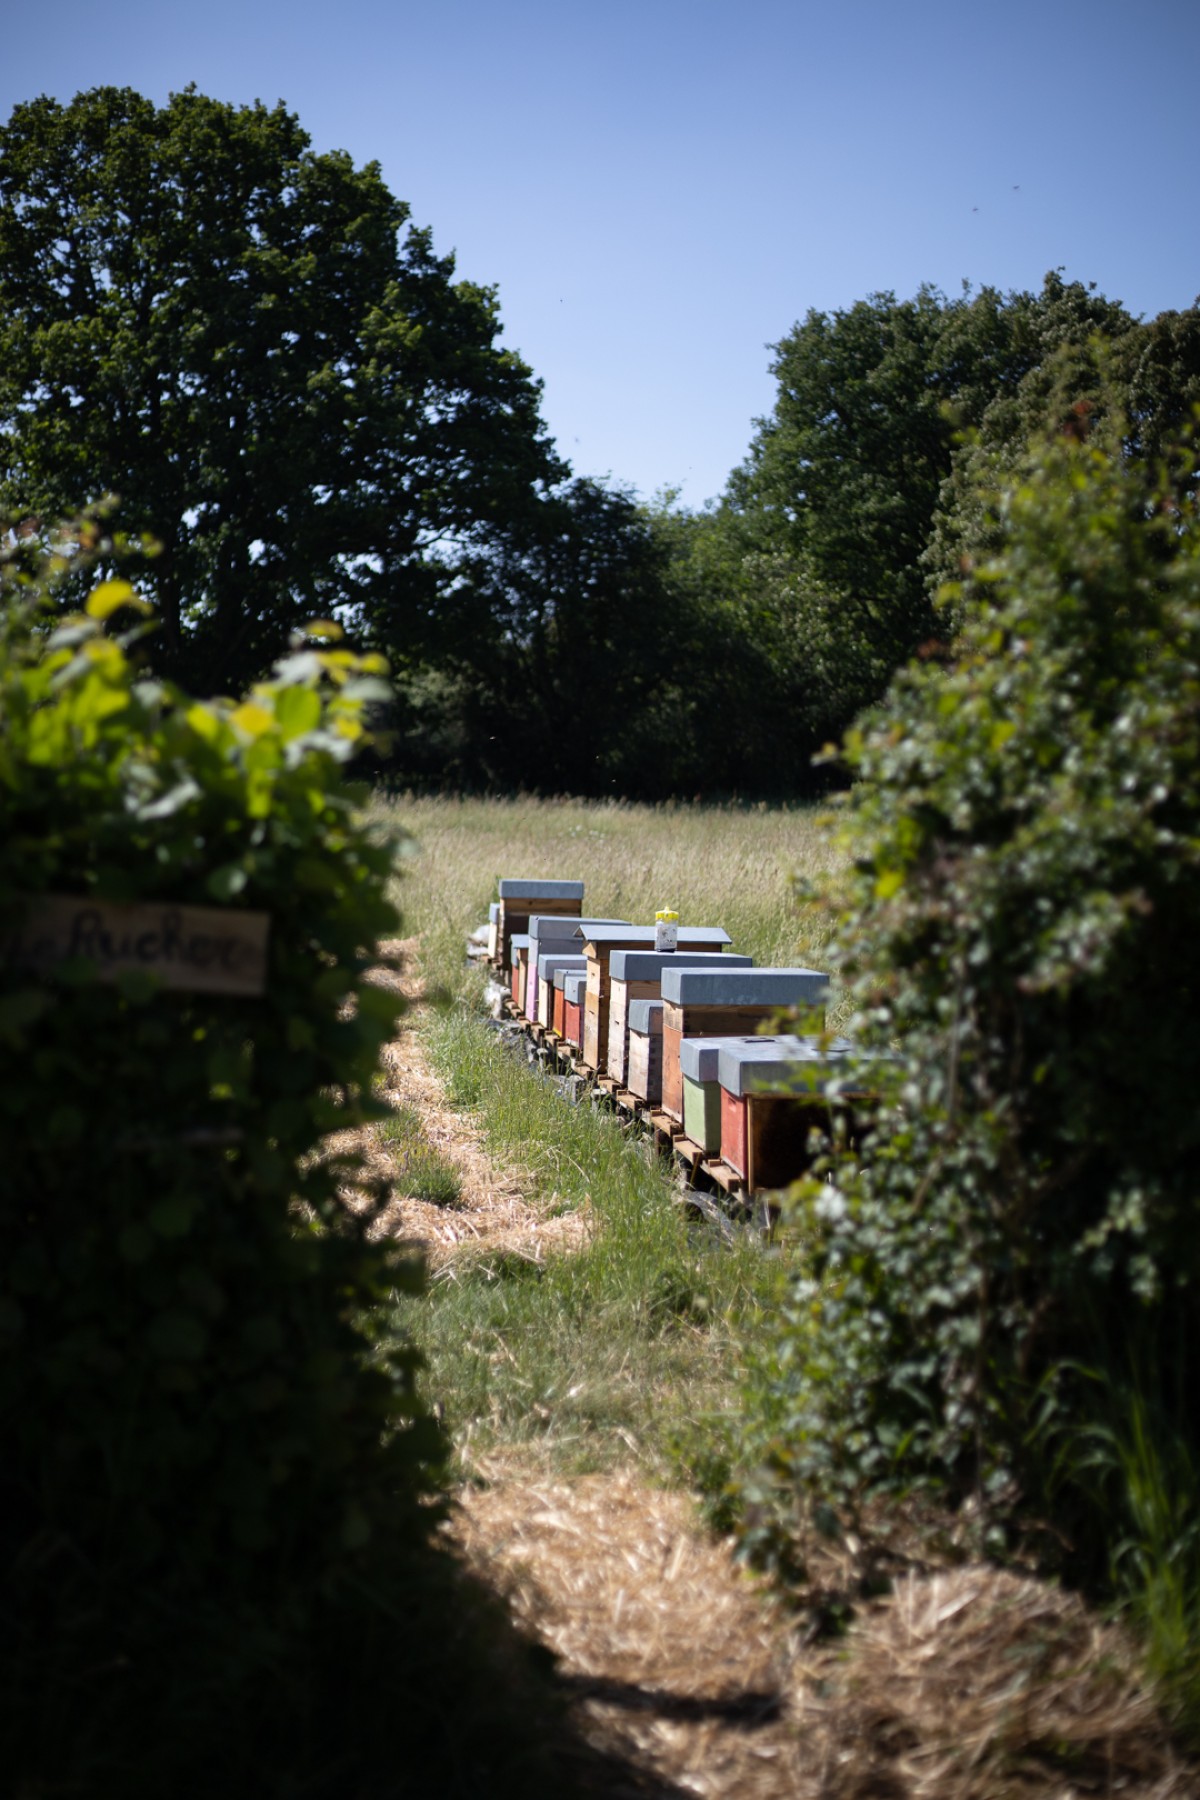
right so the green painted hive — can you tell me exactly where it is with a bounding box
[679,1037,727,1154]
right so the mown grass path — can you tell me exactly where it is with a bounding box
[353,933,1194,1800]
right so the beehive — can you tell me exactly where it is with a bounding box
[678,1036,734,1154]
[551,961,577,1037]
[576,924,732,1074]
[536,954,587,1030]
[605,950,752,1087]
[626,999,664,1104]
[658,966,829,1121]
[561,969,588,1050]
[508,933,531,1009]
[717,1035,861,1188]
[526,916,629,1025]
[496,879,584,976]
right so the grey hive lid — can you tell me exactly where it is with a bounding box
[498,878,585,900]
[529,914,628,944]
[660,965,829,1007]
[680,1035,748,1084]
[628,998,665,1034]
[575,923,732,950]
[537,953,588,979]
[508,933,531,952]
[608,950,751,983]
[717,1034,860,1097]
[562,971,588,1003]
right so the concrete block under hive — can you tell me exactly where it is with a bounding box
[497,879,584,976]
[576,924,732,1074]
[658,966,830,1122]
[605,950,753,1088]
[625,999,664,1104]
[717,1035,860,1190]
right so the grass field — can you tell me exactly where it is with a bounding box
[380,790,846,996]
[368,794,1200,1785]
[372,792,847,1482]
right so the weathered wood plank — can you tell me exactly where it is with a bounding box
[2,894,270,997]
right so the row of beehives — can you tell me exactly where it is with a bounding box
[483,878,867,1198]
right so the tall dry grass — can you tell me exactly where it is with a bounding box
[374,791,846,991]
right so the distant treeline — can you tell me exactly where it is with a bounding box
[1,89,1198,796]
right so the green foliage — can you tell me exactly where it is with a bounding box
[643,504,879,794]
[924,281,1200,599]
[699,275,1187,769]
[417,994,766,1476]
[732,421,1200,1586]
[0,528,457,1790]
[0,86,561,696]
[390,476,693,797]
[1069,1360,1200,1739]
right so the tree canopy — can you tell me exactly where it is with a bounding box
[2,89,1196,795]
[0,86,563,695]
[725,275,1136,662]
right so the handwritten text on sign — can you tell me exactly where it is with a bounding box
[2,896,270,996]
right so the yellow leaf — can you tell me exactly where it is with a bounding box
[874,869,904,901]
[86,579,152,620]
[230,701,274,738]
[302,620,343,641]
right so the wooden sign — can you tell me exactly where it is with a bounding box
[2,895,270,997]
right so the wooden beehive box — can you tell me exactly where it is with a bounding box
[508,934,531,1009]
[626,999,664,1104]
[658,966,829,1121]
[678,1036,739,1155]
[551,962,576,1038]
[577,925,732,1074]
[561,969,587,1050]
[526,917,629,1026]
[605,950,752,1088]
[536,954,587,1031]
[497,879,584,976]
[717,1035,861,1189]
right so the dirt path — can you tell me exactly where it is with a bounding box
[353,943,1196,1800]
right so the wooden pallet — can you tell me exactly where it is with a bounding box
[699,1157,748,1198]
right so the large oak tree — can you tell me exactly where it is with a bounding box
[0,86,563,694]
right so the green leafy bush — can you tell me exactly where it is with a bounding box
[0,528,459,1789]
[733,422,1200,1589]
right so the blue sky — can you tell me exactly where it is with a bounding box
[3,0,1197,507]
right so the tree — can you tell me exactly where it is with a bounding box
[923,277,1195,597]
[0,87,563,695]
[733,419,1200,1595]
[728,276,1136,684]
[386,476,699,796]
